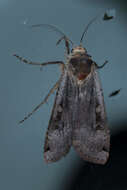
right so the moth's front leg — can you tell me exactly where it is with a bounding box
[94,60,108,69]
[13,54,64,68]
[14,54,65,124]
[56,36,70,54]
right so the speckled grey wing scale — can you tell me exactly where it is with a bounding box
[44,70,73,163]
[72,66,110,164]
[44,65,110,164]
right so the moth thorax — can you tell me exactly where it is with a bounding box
[72,46,86,54]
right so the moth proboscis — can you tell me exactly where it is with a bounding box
[14,11,114,165]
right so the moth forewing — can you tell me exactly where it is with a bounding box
[94,67,110,150]
[44,70,73,163]
[71,63,110,165]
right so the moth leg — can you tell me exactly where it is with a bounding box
[19,79,61,124]
[94,60,108,69]
[56,36,70,54]
[13,54,64,67]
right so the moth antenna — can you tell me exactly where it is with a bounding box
[80,9,115,44]
[31,24,74,46]
[80,15,99,44]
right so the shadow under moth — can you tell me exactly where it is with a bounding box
[14,10,114,165]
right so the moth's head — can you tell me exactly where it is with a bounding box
[71,45,87,55]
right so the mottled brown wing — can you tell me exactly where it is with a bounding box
[72,66,110,165]
[44,70,73,163]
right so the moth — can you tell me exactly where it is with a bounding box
[14,12,113,165]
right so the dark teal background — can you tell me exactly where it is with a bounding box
[0,0,127,189]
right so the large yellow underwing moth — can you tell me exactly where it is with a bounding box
[14,10,114,164]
